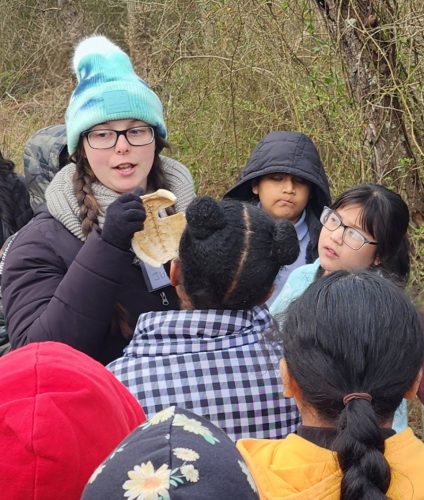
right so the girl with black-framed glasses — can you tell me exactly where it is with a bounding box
[271,183,411,433]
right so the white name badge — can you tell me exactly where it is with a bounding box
[140,261,171,292]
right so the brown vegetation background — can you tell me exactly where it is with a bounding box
[0,0,423,435]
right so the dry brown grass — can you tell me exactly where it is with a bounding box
[1,0,423,434]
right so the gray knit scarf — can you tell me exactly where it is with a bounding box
[45,163,119,241]
[45,157,195,241]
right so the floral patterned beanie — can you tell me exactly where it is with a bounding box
[82,406,259,499]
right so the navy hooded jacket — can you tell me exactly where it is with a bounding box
[225,131,331,262]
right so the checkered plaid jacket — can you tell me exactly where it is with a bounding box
[108,305,299,441]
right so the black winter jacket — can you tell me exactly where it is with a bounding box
[1,210,179,364]
[225,131,331,262]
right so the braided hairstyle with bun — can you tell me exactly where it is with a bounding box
[179,196,299,309]
[278,270,424,499]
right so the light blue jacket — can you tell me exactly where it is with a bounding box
[266,210,310,308]
[270,259,320,316]
[270,259,408,433]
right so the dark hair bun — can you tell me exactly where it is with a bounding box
[272,220,300,266]
[186,196,227,240]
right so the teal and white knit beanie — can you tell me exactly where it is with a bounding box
[65,35,166,155]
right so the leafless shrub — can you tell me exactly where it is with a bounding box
[0,0,422,300]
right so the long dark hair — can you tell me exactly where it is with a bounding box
[280,270,424,499]
[331,183,410,286]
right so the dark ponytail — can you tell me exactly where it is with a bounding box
[278,271,424,499]
[335,399,389,499]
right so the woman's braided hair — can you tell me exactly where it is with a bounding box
[73,154,100,236]
[278,271,424,499]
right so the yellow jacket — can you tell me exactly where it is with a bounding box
[237,428,424,499]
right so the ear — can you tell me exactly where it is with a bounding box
[170,258,181,287]
[280,358,295,398]
[252,180,259,195]
[373,255,381,266]
[404,368,423,400]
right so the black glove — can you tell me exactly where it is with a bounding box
[101,188,146,250]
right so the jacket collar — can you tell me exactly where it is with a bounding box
[125,305,274,356]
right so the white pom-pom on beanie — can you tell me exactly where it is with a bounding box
[65,35,166,155]
[72,36,122,73]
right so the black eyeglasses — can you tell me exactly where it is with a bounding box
[83,126,155,149]
[320,206,378,250]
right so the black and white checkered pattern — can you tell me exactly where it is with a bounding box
[108,306,299,441]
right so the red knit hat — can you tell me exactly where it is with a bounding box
[0,342,146,499]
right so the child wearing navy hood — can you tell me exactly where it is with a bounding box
[225,131,330,306]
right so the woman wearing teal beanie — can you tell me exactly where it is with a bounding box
[1,35,195,364]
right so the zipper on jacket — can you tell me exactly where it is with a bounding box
[160,291,169,306]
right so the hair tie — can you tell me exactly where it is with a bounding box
[342,392,372,406]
